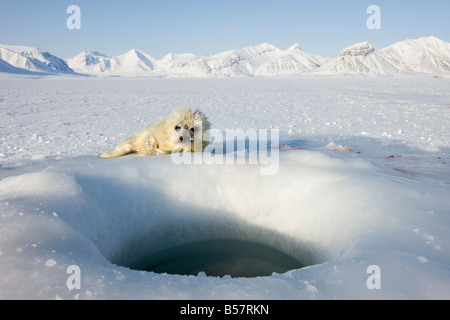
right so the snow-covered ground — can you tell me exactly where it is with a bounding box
[0,74,449,299]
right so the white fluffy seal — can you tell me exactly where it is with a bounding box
[99,107,210,158]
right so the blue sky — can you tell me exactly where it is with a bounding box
[0,0,449,59]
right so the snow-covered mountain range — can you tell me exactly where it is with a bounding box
[66,42,326,77]
[1,36,449,77]
[317,36,450,75]
[0,44,74,74]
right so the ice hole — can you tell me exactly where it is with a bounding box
[100,211,319,279]
[62,158,336,279]
[127,239,305,278]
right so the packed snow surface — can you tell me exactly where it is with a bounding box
[0,74,449,299]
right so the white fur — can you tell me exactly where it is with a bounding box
[99,107,210,159]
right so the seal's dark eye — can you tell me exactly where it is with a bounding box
[175,126,181,131]
[190,127,195,133]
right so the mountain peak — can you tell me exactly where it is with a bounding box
[288,43,301,51]
[79,51,111,58]
[124,48,142,56]
[338,41,374,57]
[424,35,439,41]
[251,43,278,53]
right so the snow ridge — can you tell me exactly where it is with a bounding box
[1,36,449,76]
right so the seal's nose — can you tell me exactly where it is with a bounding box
[179,136,184,142]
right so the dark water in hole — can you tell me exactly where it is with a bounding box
[128,239,304,278]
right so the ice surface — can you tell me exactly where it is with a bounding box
[0,75,449,299]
